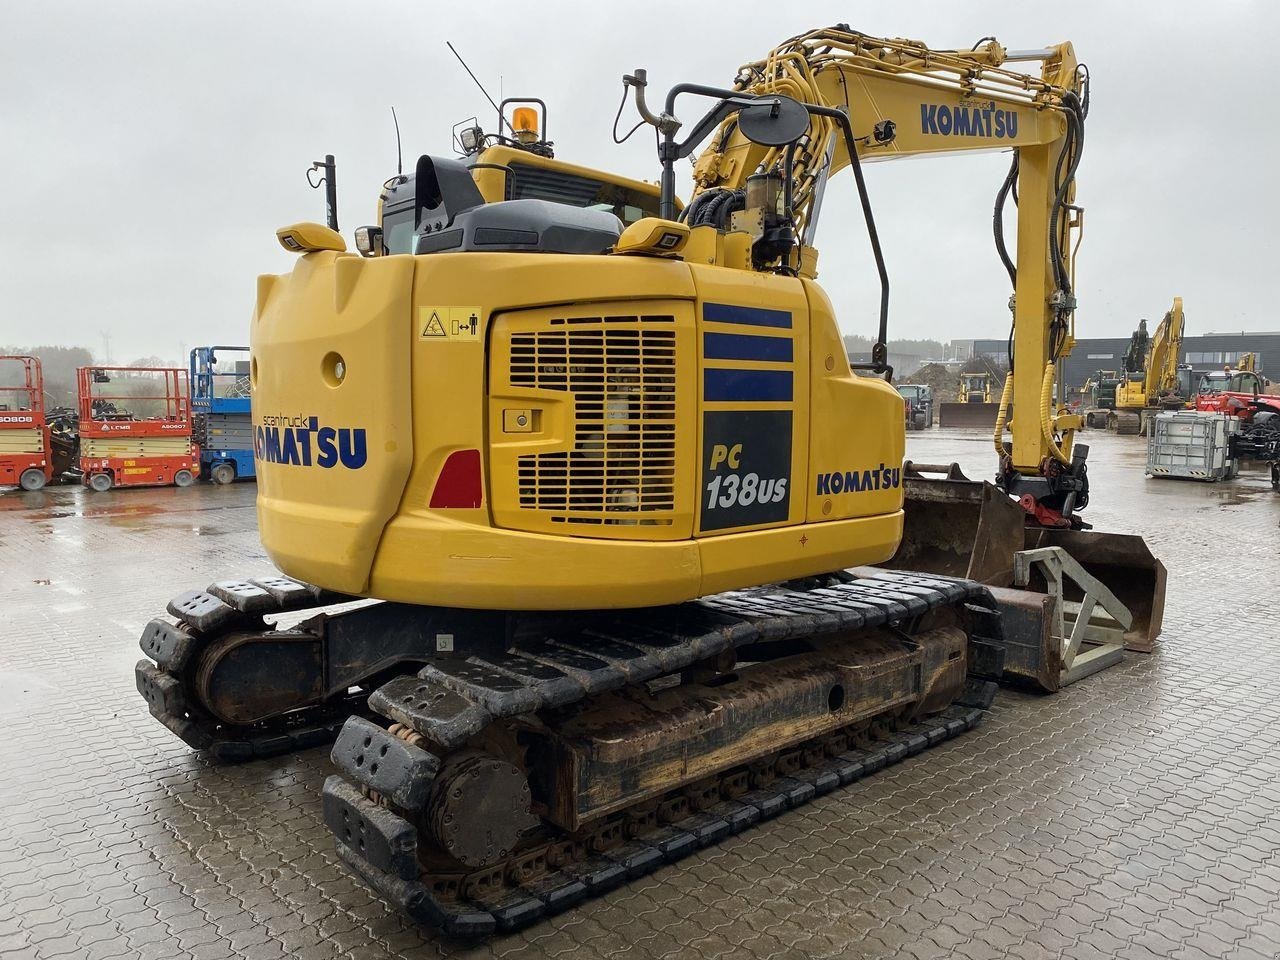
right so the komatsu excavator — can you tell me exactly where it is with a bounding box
[135,27,1165,936]
[1112,297,1190,433]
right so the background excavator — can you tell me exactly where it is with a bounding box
[1111,297,1190,433]
[135,27,1165,936]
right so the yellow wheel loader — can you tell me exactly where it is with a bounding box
[938,369,1004,427]
[136,27,1164,937]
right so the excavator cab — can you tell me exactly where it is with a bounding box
[366,101,665,259]
[1199,370,1262,396]
[960,373,991,403]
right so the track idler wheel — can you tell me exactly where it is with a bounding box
[426,752,535,869]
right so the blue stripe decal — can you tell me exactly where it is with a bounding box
[704,302,792,329]
[703,332,793,363]
[704,368,794,403]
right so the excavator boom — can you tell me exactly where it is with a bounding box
[1114,296,1187,431]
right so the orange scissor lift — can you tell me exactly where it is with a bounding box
[0,355,54,491]
[77,366,200,492]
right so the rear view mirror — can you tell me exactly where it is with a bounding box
[354,225,384,257]
[738,95,809,147]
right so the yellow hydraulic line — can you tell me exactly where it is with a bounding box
[1040,361,1070,464]
[993,374,1013,456]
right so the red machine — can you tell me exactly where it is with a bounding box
[1194,368,1280,422]
[77,366,199,491]
[0,355,53,491]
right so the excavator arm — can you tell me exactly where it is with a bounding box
[1116,296,1186,413]
[1145,297,1185,398]
[631,27,1089,511]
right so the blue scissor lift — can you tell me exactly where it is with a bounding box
[191,346,255,484]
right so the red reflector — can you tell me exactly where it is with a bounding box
[429,449,483,508]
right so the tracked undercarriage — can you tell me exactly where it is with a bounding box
[136,568,1003,937]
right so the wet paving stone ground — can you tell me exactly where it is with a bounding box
[1,429,1277,959]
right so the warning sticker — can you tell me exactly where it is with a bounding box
[419,306,482,341]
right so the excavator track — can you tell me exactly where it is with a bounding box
[318,569,1004,938]
[134,576,370,760]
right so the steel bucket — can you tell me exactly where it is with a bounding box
[938,402,1002,428]
[885,462,1026,586]
[886,462,1167,657]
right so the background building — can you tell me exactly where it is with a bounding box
[847,350,928,378]
[970,332,1280,390]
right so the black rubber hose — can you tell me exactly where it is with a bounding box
[1046,96,1085,360]
[717,189,745,229]
[993,152,1019,287]
[1048,122,1074,298]
[1048,93,1085,304]
[831,113,890,364]
[700,190,730,227]
[679,190,710,224]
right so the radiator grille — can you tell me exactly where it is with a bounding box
[511,316,677,525]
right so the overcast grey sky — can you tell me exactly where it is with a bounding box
[2,1,1276,361]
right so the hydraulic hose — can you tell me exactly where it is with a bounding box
[993,374,1013,456]
[993,152,1018,288]
[1040,361,1070,464]
[1047,94,1085,360]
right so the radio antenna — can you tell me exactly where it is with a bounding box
[390,106,403,177]
[445,41,515,135]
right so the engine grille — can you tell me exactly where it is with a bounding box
[510,315,677,525]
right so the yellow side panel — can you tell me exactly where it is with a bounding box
[369,252,699,605]
[699,512,904,597]
[253,252,415,594]
[0,429,43,455]
[81,437,191,458]
[804,282,904,538]
[688,265,810,537]
[1115,382,1144,409]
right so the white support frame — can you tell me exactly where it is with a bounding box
[1013,546,1133,686]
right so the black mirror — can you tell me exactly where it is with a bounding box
[737,95,809,147]
[354,225,383,257]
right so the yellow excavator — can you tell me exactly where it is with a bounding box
[1112,297,1189,433]
[135,27,1164,936]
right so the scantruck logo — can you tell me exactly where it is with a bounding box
[254,414,367,469]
